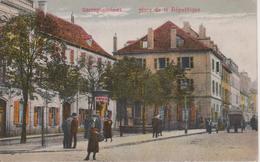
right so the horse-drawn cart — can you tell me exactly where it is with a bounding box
[226,109,244,133]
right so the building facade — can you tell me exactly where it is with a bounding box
[0,3,116,137]
[114,21,224,129]
[0,0,34,137]
[240,72,251,121]
[227,59,241,111]
[221,57,232,122]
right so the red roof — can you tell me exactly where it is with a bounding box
[116,21,210,55]
[36,10,114,59]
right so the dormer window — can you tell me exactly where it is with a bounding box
[141,41,148,48]
[176,36,184,47]
[86,38,93,46]
[84,34,93,46]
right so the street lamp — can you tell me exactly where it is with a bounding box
[180,79,192,134]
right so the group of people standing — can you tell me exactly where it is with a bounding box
[62,113,113,160]
[62,113,79,148]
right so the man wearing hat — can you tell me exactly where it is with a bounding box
[70,113,79,148]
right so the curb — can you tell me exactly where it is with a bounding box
[0,131,206,154]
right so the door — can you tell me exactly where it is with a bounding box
[0,99,6,137]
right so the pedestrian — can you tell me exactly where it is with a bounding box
[84,114,92,139]
[158,118,163,136]
[70,113,79,148]
[250,115,257,131]
[66,115,73,148]
[103,117,113,142]
[84,126,100,160]
[62,118,70,148]
[205,118,211,133]
[152,115,159,138]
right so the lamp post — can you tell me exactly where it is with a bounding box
[180,79,192,135]
[184,95,188,134]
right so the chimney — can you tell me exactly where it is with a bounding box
[71,12,74,24]
[147,28,154,49]
[170,28,177,48]
[38,0,47,16]
[199,24,206,38]
[113,33,117,53]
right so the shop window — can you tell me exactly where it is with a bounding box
[49,107,59,127]
[13,100,29,126]
[34,106,43,127]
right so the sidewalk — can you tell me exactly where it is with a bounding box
[0,129,206,154]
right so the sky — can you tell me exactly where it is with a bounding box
[43,0,257,81]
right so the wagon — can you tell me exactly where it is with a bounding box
[226,109,244,133]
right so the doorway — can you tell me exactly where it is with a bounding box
[0,99,6,137]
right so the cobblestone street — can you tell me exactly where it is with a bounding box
[0,130,257,162]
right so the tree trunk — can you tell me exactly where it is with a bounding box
[142,103,146,134]
[20,90,28,144]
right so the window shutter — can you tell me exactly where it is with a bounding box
[166,58,169,67]
[190,57,193,68]
[143,59,146,68]
[34,108,38,127]
[70,49,74,64]
[14,101,19,125]
[154,58,157,69]
[56,108,60,126]
[177,57,180,67]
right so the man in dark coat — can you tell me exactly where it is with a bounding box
[103,118,113,142]
[152,115,159,138]
[62,116,73,148]
[70,113,79,148]
[84,127,99,160]
[62,119,70,148]
[250,115,258,131]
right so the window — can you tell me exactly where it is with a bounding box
[49,108,59,127]
[216,82,218,96]
[70,49,74,64]
[136,58,146,68]
[97,57,102,65]
[178,57,193,69]
[88,56,94,66]
[154,58,169,70]
[34,107,43,127]
[216,62,219,73]
[212,59,214,72]
[141,41,148,48]
[212,80,215,94]
[13,100,29,126]
[219,85,222,97]
[159,58,166,69]
[176,36,184,47]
